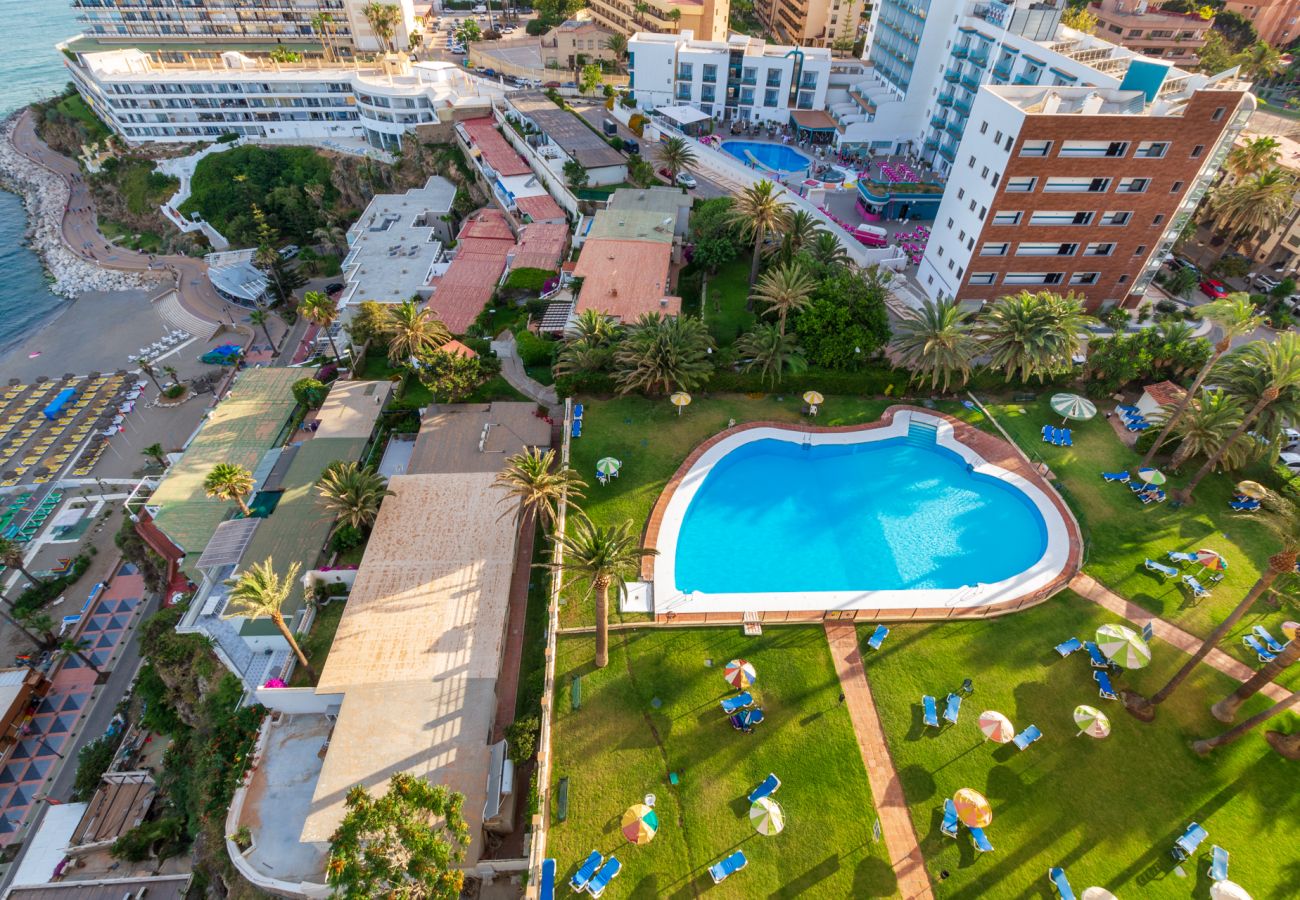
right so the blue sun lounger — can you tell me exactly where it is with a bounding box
[1209,845,1229,881]
[1055,637,1083,657]
[708,850,748,884]
[573,403,584,420]
[720,692,753,714]
[943,692,962,725]
[866,623,890,650]
[1042,425,1056,442]
[571,418,582,438]
[1145,559,1179,578]
[1094,669,1118,700]
[1084,641,1110,669]
[1172,822,1208,861]
[1127,420,1151,432]
[940,798,960,838]
[1048,866,1076,900]
[748,773,780,803]
[587,857,622,898]
[1168,551,1198,564]
[970,827,994,853]
[1057,428,1073,447]
[1117,404,1140,414]
[922,694,940,728]
[1254,626,1286,654]
[731,708,765,731]
[1101,471,1130,482]
[1243,635,1277,663]
[539,859,556,900]
[1229,499,1260,511]
[1012,725,1042,750]
[569,851,603,892]
[1183,575,1210,599]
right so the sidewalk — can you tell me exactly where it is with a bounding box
[491,332,558,407]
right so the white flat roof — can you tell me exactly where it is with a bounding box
[655,104,711,125]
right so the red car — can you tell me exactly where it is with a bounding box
[1199,279,1229,299]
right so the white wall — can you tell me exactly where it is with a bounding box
[253,687,344,714]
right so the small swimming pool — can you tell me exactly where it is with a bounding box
[721,140,811,174]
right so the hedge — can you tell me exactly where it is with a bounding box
[515,328,557,367]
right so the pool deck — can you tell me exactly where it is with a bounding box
[641,406,1083,623]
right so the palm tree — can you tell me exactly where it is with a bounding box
[752,261,815,334]
[1234,40,1285,83]
[1211,630,1300,723]
[569,308,618,347]
[1192,688,1300,757]
[493,448,586,529]
[613,313,715,395]
[730,180,790,285]
[656,136,697,183]
[1140,294,1263,470]
[554,339,613,378]
[1158,390,1249,470]
[311,12,337,62]
[384,299,451,365]
[890,298,979,392]
[59,637,105,680]
[1225,135,1280,179]
[0,537,43,585]
[225,558,315,681]
[203,463,255,517]
[362,1,401,52]
[767,209,823,265]
[809,231,849,269]
[978,290,1095,384]
[734,323,807,387]
[545,516,653,668]
[1209,168,1297,256]
[1164,265,1200,301]
[605,33,628,71]
[313,224,348,256]
[3,608,56,652]
[301,290,341,359]
[248,308,277,353]
[138,359,163,392]
[142,443,167,468]
[316,462,394,532]
[1179,333,1300,501]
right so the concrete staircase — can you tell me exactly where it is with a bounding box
[154,290,220,340]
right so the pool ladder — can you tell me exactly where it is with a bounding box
[800,432,813,450]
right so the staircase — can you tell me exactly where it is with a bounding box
[743,611,763,636]
[154,290,220,340]
[904,421,939,448]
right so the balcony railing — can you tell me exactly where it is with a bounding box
[936,93,953,107]
[1015,72,1039,85]
[930,114,946,129]
[945,120,964,138]
[954,97,972,116]
[992,62,1012,79]
[951,44,969,60]
[924,137,939,150]
[960,73,981,92]
[944,68,960,83]
[938,142,956,162]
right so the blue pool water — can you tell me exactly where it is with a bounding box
[721,140,811,174]
[673,427,1049,594]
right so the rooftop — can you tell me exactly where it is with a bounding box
[460,117,533,178]
[573,238,679,322]
[70,773,156,849]
[408,402,553,475]
[511,222,569,271]
[508,94,627,170]
[311,380,393,441]
[343,178,455,304]
[207,257,268,304]
[5,878,190,900]
[426,209,517,333]
[515,193,566,223]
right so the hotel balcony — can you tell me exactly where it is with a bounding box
[953,97,972,116]
[944,68,961,83]
[951,44,969,60]
[930,114,947,129]
[992,62,1012,80]
[938,142,956,162]
[936,93,954,107]
[945,120,963,138]
[1015,73,1039,86]
[960,73,981,92]
[924,136,939,151]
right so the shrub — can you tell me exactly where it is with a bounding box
[331,524,363,553]
[514,329,556,367]
[163,383,186,399]
[628,113,647,137]
[1134,429,1159,456]
[216,132,239,144]
[72,734,121,801]
[505,715,539,763]
[1154,299,1178,314]
[525,18,548,35]
[292,377,327,408]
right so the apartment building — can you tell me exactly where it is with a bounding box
[1090,0,1213,66]
[629,31,831,122]
[586,0,731,41]
[1224,0,1298,48]
[756,0,868,49]
[916,74,1253,311]
[540,20,619,69]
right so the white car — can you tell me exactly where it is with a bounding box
[676,171,697,188]
[1280,451,1300,473]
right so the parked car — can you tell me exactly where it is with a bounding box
[1280,451,1300,474]
[1167,256,1198,275]
[1199,279,1229,299]
[676,171,697,188]
[1252,273,1282,293]
[1282,427,1300,450]
[623,139,640,154]
[543,81,561,88]
[279,244,300,259]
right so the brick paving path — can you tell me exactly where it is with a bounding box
[824,622,934,900]
[1069,573,1290,702]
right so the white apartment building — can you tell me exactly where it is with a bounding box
[629,31,831,123]
[62,46,506,148]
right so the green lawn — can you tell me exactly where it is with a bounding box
[862,592,1299,899]
[99,219,164,252]
[548,626,895,898]
[289,599,345,687]
[56,92,111,144]
[702,256,757,346]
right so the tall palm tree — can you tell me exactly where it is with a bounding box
[493,448,586,529]
[225,558,315,681]
[300,290,341,359]
[767,210,823,265]
[142,443,167,468]
[137,359,163,392]
[60,637,105,679]
[0,537,43,585]
[605,33,628,71]
[1210,630,1300,723]
[3,607,56,652]
[545,516,653,668]
[890,298,979,392]
[203,463,255,517]
[613,313,715,395]
[735,323,807,387]
[362,1,401,52]
[313,224,348,256]
[384,299,451,365]
[730,180,790,285]
[809,231,849,269]
[311,12,337,62]
[1179,333,1300,501]
[752,261,815,334]
[978,290,1095,384]
[1234,40,1285,83]
[1225,135,1280,179]
[569,308,618,347]
[316,462,395,532]
[248,308,277,353]
[1158,390,1249,470]
[1140,294,1264,470]
[656,136,697,183]
[1209,168,1297,256]
[1192,687,1300,757]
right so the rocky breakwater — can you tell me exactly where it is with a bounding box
[0,115,147,297]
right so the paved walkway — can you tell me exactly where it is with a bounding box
[1069,573,1290,702]
[491,332,558,407]
[823,622,934,900]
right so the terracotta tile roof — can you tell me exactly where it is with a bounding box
[1143,380,1187,407]
[512,222,568,272]
[439,339,478,359]
[572,238,679,322]
[426,211,517,333]
[515,193,566,223]
[460,117,532,177]
[457,208,517,243]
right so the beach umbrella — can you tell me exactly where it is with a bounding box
[952,788,991,827]
[1051,393,1096,422]
[723,659,757,689]
[620,803,658,845]
[1195,549,1227,572]
[1081,889,1118,900]
[1073,704,1111,739]
[669,391,691,416]
[596,457,622,477]
[1137,467,1167,486]
[1096,623,1151,669]
[1210,882,1252,900]
[749,796,785,835]
[1235,480,1268,499]
[977,710,1014,744]
[1283,621,1299,640]
[802,391,824,406]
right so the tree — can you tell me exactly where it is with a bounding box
[493,447,586,529]
[545,516,653,667]
[311,12,338,62]
[1211,629,1300,723]
[890,297,979,392]
[1225,135,1281,179]
[248,308,277,353]
[1209,168,1297,257]
[300,290,342,359]
[327,772,469,899]
[570,308,618,346]
[767,209,823,266]
[1233,40,1284,81]
[60,637,104,679]
[417,350,484,402]
[729,180,790,285]
[1197,29,1236,74]
[363,1,402,52]
[978,290,1096,384]
[688,197,741,273]
[316,461,394,532]
[1157,389,1249,469]
[1192,688,1300,756]
[656,136,697,182]
[808,231,849,269]
[0,537,43,585]
[225,558,315,681]
[141,443,167,468]
[454,18,482,45]
[627,155,656,188]
[385,299,451,365]
[752,261,815,334]
[791,268,892,369]
[1164,265,1200,301]
[1140,293,1263,470]
[203,463,255,517]
[1061,5,1098,33]
[579,63,603,95]
[605,33,628,71]
[563,159,589,191]
[347,300,391,347]
[265,254,307,306]
[613,313,715,395]
[1214,9,1258,50]
[293,377,328,409]
[137,359,163,392]
[313,224,348,256]
[735,323,807,386]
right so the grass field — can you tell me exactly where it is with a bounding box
[55,92,111,144]
[701,257,757,346]
[547,626,895,898]
[862,592,1299,898]
[288,599,344,687]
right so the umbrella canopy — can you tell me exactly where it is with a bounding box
[1235,480,1268,500]
[1137,467,1167,486]
[953,788,992,827]
[724,659,757,689]
[978,710,1015,743]
[670,391,692,408]
[1096,623,1151,669]
[1195,549,1227,572]
[1073,704,1111,739]
[1081,889,1118,900]
[1283,621,1299,640]
[620,803,659,845]
[596,457,622,476]
[750,796,785,835]
[803,391,824,405]
[1050,392,1097,421]
[1210,882,1252,900]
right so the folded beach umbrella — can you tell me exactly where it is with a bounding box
[1073,705,1111,739]
[1050,392,1096,422]
[724,659,757,689]
[1096,623,1151,669]
[750,796,785,835]
[953,788,992,827]
[978,711,1014,744]
[620,803,658,845]
[1283,621,1299,641]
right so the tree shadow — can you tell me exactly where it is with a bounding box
[769,854,841,898]
[899,763,937,801]
[852,855,899,898]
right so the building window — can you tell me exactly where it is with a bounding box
[1190,144,1205,158]
[967,238,974,251]
[948,259,955,270]
[1211,107,1225,121]
[992,173,1000,186]
[1171,180,1184,193]
[1004,272,1064,285]
[702,64,717,83]
[1117,177,1149,194]
[937,245,945,257]
[677,63,693,80]
[980,242,1009,256]
[1006,176,1037,192]
[992,211,1022,226]
[764,88,779,107]
[1153,213,1165,225]
[981,166,990,178]
[969,272,996,285]
[1134,244,1147,256]
[994,130,1002,143]
[957,188,966,200]
[1029,210,1094,226]
[1135,141,1169,159]
[1101,210,1132,226]
[980,121,988,134]
[969,200,977,212]
[947,217,955,228]
[958,229,966,241]
[1017,242,1078,256]
[1020,139,1052,157]
[1083,242,1115,256]
[1005,136,1013,152]
[969,155,977,168]
[1060,140,1129,158]
[980,206,987,220]
[1044,176,1112,193]
[1118,274,1130,284]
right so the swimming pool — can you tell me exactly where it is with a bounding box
[649,411,1073,615]
[721,140,812,174]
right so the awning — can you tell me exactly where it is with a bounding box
[196,517,261,571]
[655,105,711,126]
[789,109,839,132]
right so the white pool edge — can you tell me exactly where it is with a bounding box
[649,410,1073,616]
